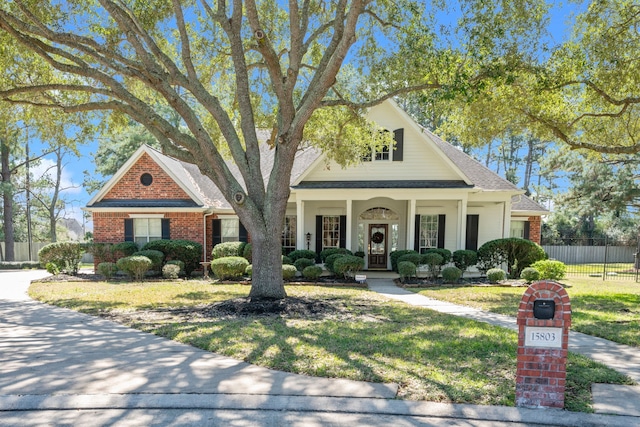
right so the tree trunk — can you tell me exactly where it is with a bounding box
[1,139,15,261]
[248,231,286,300]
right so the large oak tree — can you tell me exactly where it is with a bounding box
[0,0,548,299]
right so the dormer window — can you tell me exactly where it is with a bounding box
[361,128,403,162]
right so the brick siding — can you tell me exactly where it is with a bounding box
[528,216,542,244]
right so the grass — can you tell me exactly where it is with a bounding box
[413,276,640,347]
[565,263,637,276]
[28,280,633,412]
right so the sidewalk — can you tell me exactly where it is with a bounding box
[0,270,638,426]
[367,278,640,418]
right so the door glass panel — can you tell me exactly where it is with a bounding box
[370,226,385,255]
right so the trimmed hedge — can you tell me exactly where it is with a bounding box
[319,247,352,262]
[162,264,181,279]
[390,250,418,272]
[97,262,118,280]
[38,242,85,275]
[442,266,462,284]
[141,239,203,275]
[135,249,164,272]
[476,238,546,278]
[324,253,345,274]
[294,257,315,272]
[112,242,138,258]
[287,249,317,262]
[302,265,323,280]
[398,261,416,282]
[520,267,541,283]
[422,252,444,278]
[212,241,246,259]
[282,264,297,280]
[333,255,364,279]
[0,261,40,270]
[530,260,567,281]
[487,268,506,284]
[282,255,294,265]
[210,256,249,280]
[116,256,152,281]
[242,243,252,263]
[452,250,477,274]
[398,252,422,266]
[424,248,452,265]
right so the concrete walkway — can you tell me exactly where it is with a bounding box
[0,270,638,426]
[367,278,640,418]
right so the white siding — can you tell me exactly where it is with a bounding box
[303,103,462,182]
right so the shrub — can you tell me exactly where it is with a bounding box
[166,260,185,276]
[245,264,253,277]
[398,261,417,282]
[88,243,116,264]
[302,265,323,280]
[112,241,139,259]
[282,264,297,280]
[45,262,60,275]
[162,264,181,279]
[287,249,317,262]
[424,248,452,265]
[354,251,365,258]
[398,252,422,266]
[212,241,246,259]
[530,260,567,281]
[294,257,315,272]
[452,250,478,275]
[476,238,546,278]
[442,266,462,284]
[0,261,40,270]
[282,255,294,265]
[390,250,419,272]
[324,253,346,274]
[320,247,352,262]
[242,243,252,263]
[97,262,119,280]
[487,268,506,284]
[520,267,541,284]
[333,255,364,279]
[38,242,85,275]
[116,256,152,281]
[142,239,203,275]
[210,256,249,280]
[422,252,444,279]
[135,249,164,272]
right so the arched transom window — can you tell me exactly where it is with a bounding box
[359,207,399,221]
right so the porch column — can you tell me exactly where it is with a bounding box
[502,200,511,238]
[346,199,353,250]
[407,199,416,251]
[296,199,305,250]
[458,199,467,250]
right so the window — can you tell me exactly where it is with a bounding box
[322,216,340,248]
[419,215,439,253]
[221,218,239,242]
[134,218,162,246]
[375,144,390,161]
[140,173,153,186]
[282,215,296,254]
[510,221,528,239]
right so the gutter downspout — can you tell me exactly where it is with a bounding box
[203,209,215,262]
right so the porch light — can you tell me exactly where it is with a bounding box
[306,232,311,250]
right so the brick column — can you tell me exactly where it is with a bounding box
[516,281,571,409]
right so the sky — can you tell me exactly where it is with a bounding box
[23,1,585,234]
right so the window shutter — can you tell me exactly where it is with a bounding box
[414,215,420,252]
[393,128,404,161]
[124,219,134,242]
[161,219,170,240]
[339,215,347,248]
[212,219,222,246]
[437,214,446,249]
[315,216,322,255]
[465,215,479,251]
[239,221,248,242]
[523,221,531,240]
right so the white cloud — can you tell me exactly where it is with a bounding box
[29,158,82,195]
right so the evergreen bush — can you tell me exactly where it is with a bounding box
[294,257,315,271]
[424,248,452,264]
[287,249,317,262]
[112,241,138,259]
[398,252,422,266]
[520,267,541,283]
[242,243,252,263]
[530,260,567,280]
[390,250,418,272]
[162,264,181,279]
[142,239,202,275]
[302,265,323,280]
[422,252,444,278]
[487,268,506,284]
[135,249,164,272]
[97,262,119,280]
[282,264,297,280]
[38,242,85,275]
[211,241,246,259]
[476,238,546,278]
[210,256,249,280]
[442,266,462,283]
[116,256,152,281]
[319,247,352,262]
[333,255,364,279]
[398,261,416,282]
[324,253,346,273]
[452,250,478,275]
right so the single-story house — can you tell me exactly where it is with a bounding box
[85,99,548,270]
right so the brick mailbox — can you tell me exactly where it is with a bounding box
[516,280,571,409]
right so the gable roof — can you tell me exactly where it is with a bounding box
[511,194,549,215]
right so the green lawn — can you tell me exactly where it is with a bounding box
[414,276,640,347]
[29,280,633,412]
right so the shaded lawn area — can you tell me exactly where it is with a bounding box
[413,277,640,348]
[29,281,632,412]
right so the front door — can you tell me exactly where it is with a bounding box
[368,224,388,269]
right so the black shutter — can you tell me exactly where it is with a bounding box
[393,128,404,161]
[124,218,134,242]
[414,215,421,252]
[437,214,446,249]
[466,215,479,251]
[212,219,222,246]
[315,216,323,255]
[523,221,531,240]
[239,221,248,242]
[161,219,170,240]
[339,215,347,248]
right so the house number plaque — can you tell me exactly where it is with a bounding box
[524,326,563,349]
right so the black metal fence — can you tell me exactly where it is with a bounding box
[541,237,639,281]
